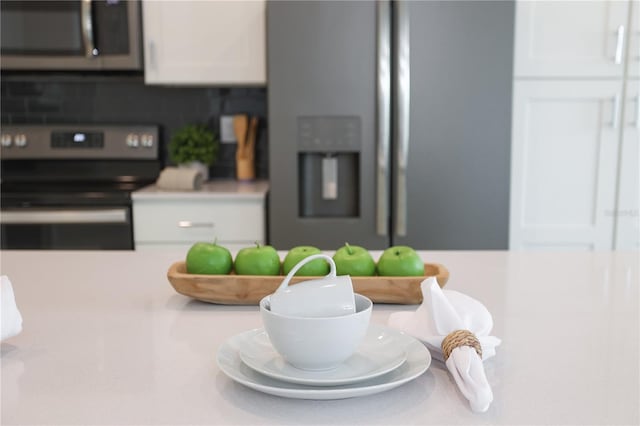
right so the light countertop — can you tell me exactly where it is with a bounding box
[0,250,638,425]
[132,179,269,200]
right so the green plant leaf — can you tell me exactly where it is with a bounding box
[168,124,219,166]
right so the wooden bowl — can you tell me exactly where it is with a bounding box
[167,261,449,305]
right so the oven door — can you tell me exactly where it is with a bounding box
[0,0,141,70]
[1,206,134,250]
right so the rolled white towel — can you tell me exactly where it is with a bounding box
[1,275,23,341]
[156,167,204,191]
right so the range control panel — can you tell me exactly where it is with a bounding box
[0,125,159,160]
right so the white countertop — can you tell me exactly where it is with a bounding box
[132,179,269,200]
[0,250,638,425]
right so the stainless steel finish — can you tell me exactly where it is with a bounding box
[376,0,391,236]
[394,0,410,237]
[268,1,386,249]
[615,25,625,64]
[0,125,159,160]
[178,221,215,229]
[612,94,621,128]
[636,95,640,128]
[81,0,98,58]
[1,1,141,70]
[1,208,128,224]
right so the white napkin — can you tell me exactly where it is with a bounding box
[1,275,23,341]
[388,277,501,413]
[156,167,204,191]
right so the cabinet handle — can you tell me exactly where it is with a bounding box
[611,94,622,129]
[148,41,157,71]
[178,221,214,228]
[615,25,625,64]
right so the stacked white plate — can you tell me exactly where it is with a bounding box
[216,324,431,400]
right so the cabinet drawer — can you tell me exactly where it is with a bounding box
[133,199,264,244]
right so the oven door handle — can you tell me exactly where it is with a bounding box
[0,208,128,224]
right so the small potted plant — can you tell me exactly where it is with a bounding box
[168,124,219,180]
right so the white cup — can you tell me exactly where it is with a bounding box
[260,293,372,370]
[269,254,356,318]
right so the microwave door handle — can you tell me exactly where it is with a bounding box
[81,0,98,57]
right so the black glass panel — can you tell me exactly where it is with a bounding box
[93,0,130,55]
[1,222,133,250]
[1,1,84,55]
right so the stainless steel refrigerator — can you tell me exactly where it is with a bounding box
[268,1,514,250]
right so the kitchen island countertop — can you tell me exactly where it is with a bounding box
[0,250,638,425]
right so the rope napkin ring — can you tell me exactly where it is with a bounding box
[441,329,482,361]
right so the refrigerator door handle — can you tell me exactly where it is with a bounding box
[394,0,410,237]
[376,0,391,236]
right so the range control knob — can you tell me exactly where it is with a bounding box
[126,133,139,148]
[14,134,27,148]
[141,134,154,148]
[0,134,12,147]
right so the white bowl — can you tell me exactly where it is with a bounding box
[260,293,373,371]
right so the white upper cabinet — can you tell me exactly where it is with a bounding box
[142,0,266,85]
[629,0,640,77]
[514,0,631,78]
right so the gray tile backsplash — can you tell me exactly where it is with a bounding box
[1,74,268,179]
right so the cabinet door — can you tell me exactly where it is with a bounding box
[514,0,629,78]
[142,0,266,85]
[510,80,623,250]
[133,198,265,249]
[629,0,639,77]
[615,80,639,249]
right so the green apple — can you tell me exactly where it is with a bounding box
[282,246,330,276]
[377,245,424,276]
[332,243,376,276]
[185,241,233,275]
[234,243,281,275]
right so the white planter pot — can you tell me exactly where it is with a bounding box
[179,161,209,181]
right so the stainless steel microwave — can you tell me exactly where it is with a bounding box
[1,0,142,70]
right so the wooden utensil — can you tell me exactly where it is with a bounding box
[236,115,257,181]
[233,114,248,159]
[246,116,258,155]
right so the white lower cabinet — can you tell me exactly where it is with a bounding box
[510,80,624,250]
[615,80,640,249]
[132,183,267,251]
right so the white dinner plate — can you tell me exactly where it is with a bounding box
[238,328,407,386]
[216,324,431,400]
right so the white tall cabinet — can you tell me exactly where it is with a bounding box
[142,0,266,85]
[510,0,639,250]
